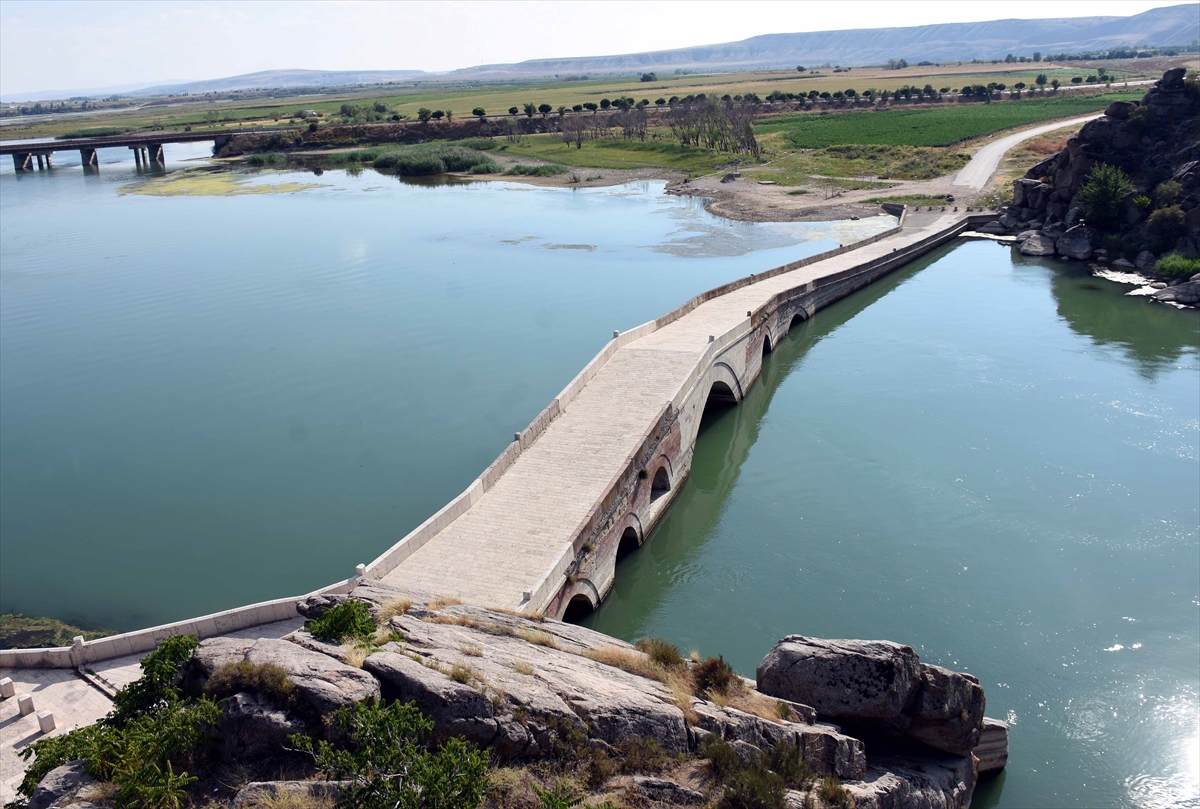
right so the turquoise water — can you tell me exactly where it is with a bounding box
[0,147,890,630]
[582,241,1200,809]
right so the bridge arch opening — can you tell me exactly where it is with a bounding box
[617,526,641,560]
[762,334,773,355]
[562,593,595,623]
[650,467,671,502]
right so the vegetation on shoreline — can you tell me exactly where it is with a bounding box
[0,612,112,649]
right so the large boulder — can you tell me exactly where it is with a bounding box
[218,692,310,760]
[756,637,921,720]
[27,762,94,809]
[189,636,380,717]
[1056,225,1093,260]
[905,664,985,755]
[1019,232,1057,257]
[839,750,977,809]
[756,637,985,756]
[1152,280,1200,306]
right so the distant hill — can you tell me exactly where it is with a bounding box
[4,4,1195,102]
[134,69,431,96]
[447,4,1199,79]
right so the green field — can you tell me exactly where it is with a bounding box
[759,91,1136,147]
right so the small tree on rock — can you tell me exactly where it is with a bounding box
[1078,164,1135,231]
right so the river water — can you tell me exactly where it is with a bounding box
[1,146,1197,808]
[583,240,1200,808]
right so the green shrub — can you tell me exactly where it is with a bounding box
[694,655,736,696]
[1146,205,1186,250]
[1077,164,1135,231]
[371,145,499,176]
[636,637,684,668]
[1153,180,1182,207]
[1155,252,1200,279]
[767,740,816,790]
[720,768,787,809]
[505,164,569,176]
[290,699,488,809]
[1133,195,1152,209]
[700,734,740,781]
[307,600,375,644]
[532,781,583,809]
[375,152,445,175]
[16,635,219,809]
[616,737,668,774]
[817,776,854,808]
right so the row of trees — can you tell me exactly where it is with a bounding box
[665,97,761,157]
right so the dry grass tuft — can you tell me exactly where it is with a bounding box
[255,791,335,809]
[584,646,663,681]
[518,628,560,649]
[449,664,474,685]
[513,660,534,676]
[493,607,545,622]
[341,643,370,668]
[377,597,412,623]
[460,643,484,657]
[428,595,463,610]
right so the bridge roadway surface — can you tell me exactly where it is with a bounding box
[381,210,958,607]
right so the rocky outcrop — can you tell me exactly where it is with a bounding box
[1151,276,1200,305]
[188,636,380,717]
[231,781,347,809]
[26,762,94,809]
[164,580,993,809]
[755,636,984,756]
[1002,69,1199,292]
[975,717,1010,774]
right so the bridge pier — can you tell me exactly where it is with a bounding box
[12,152,32,171]
[147,144,164,163]
[36,154,45,170]
[80,148,97,167]
[130,146,142,168]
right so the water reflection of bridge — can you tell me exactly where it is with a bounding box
[0,129,285,171]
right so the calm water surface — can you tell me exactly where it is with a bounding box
[583,241,1200,809]
[0,145,889,629]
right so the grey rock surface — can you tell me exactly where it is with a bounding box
[975,717,1010,773]
[1151,280,1200,306]
[28,762,94,809]
[906,664,985,755]
[1056,225,1093,260]
[630,776,705,804]
[1019,232,1057,256]
[219,691,310,760]
[231,781,348,809]
[756,636,921,720]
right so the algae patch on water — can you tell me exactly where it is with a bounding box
[121,167,324,197]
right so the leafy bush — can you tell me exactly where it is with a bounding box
[1077,164,1135,231]
[616,737,669,774]
[307,600,375,645]
[505,164,569,176]
[720,767,787,809]
[636,637,684,668]
[1155,252,1200,279]
[371,145,499,176]
[699,734,740,781]
[245,152,288,167]
[694,655,736,696]
[532,781,583,809]
[290,699,488,809]
[816,776,854,808]
[1154,180,1182,207]
[1146,206,1186,250]
[16,635,218,809]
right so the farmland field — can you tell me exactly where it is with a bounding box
[759,91,1138,147]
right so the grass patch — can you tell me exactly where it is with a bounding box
[372,144,499,175]
[759,92,1136,148]
[512,660,534,676]
[504,163,569,176]
[636,637,685,668]
[203,660,302,712]
[0,613,111,649]
[427,595,464,610]
[244,151,288,167]
[787,189,810,195]
[252,790,335,809]
[503,135,736,172]
[377,597,412,623]
[460,644,483,657]
[518,628,560,649]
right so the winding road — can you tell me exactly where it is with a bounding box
[951,113,1102,189]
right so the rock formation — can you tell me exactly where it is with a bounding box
[1002,68,1199,305]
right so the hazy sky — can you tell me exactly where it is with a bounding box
[0,0,1192,96]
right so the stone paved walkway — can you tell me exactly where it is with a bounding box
[383,214,960,608]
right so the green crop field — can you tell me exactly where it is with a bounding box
[758,91,1138,148]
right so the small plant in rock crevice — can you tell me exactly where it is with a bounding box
[306,600,374,645]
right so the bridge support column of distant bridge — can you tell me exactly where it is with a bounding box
[36,154,45,170]
[131,146,142,168]
[80,148,97,167]
[12,152,32,171]
[147,144,163,164]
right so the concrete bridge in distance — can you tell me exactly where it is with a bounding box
[0,129,290,171]
[369,207,994,621]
